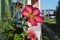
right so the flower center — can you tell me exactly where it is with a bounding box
[30,14,34,18]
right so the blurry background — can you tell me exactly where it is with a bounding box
[0,0,60,40]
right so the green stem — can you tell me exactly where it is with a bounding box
[23,0,27,8]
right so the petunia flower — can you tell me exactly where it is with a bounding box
[27,29,37,40]
[22,5,44,26]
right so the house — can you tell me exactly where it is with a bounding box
[42,9,56,19]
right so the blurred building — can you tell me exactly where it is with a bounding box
[42,9,56,19]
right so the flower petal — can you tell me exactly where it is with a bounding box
[22,9,30,18]
[28,18,37,26]
[31,38,36,40]
[34,16,44,23]
[27,29,36,40]
[33,7,41,16]
[25,5,33,13]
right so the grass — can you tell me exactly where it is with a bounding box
[44,16,56,24]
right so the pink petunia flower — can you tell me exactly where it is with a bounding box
[27,29,36,40]
[22,5,44,26]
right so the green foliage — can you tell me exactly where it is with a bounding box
[0,0,29,40]
[14,34,23,40]
[21,32,31,36]
[56,0,60,26]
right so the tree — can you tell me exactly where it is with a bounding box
[56,0,60,27]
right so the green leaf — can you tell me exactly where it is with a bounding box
[8,32,14,37]
[14,34,20,40]
[14,34,24,40]
[21,32,30,36]
[20,38,24,40]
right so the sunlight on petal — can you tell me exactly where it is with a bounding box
[28,18,37,26]
[34,16,44,23]
[22,9,30,18]
[25,5,33,13]
[33,8,41,16]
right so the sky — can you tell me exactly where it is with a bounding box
[42,0,58,10]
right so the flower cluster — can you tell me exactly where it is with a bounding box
[22,5,44,40]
